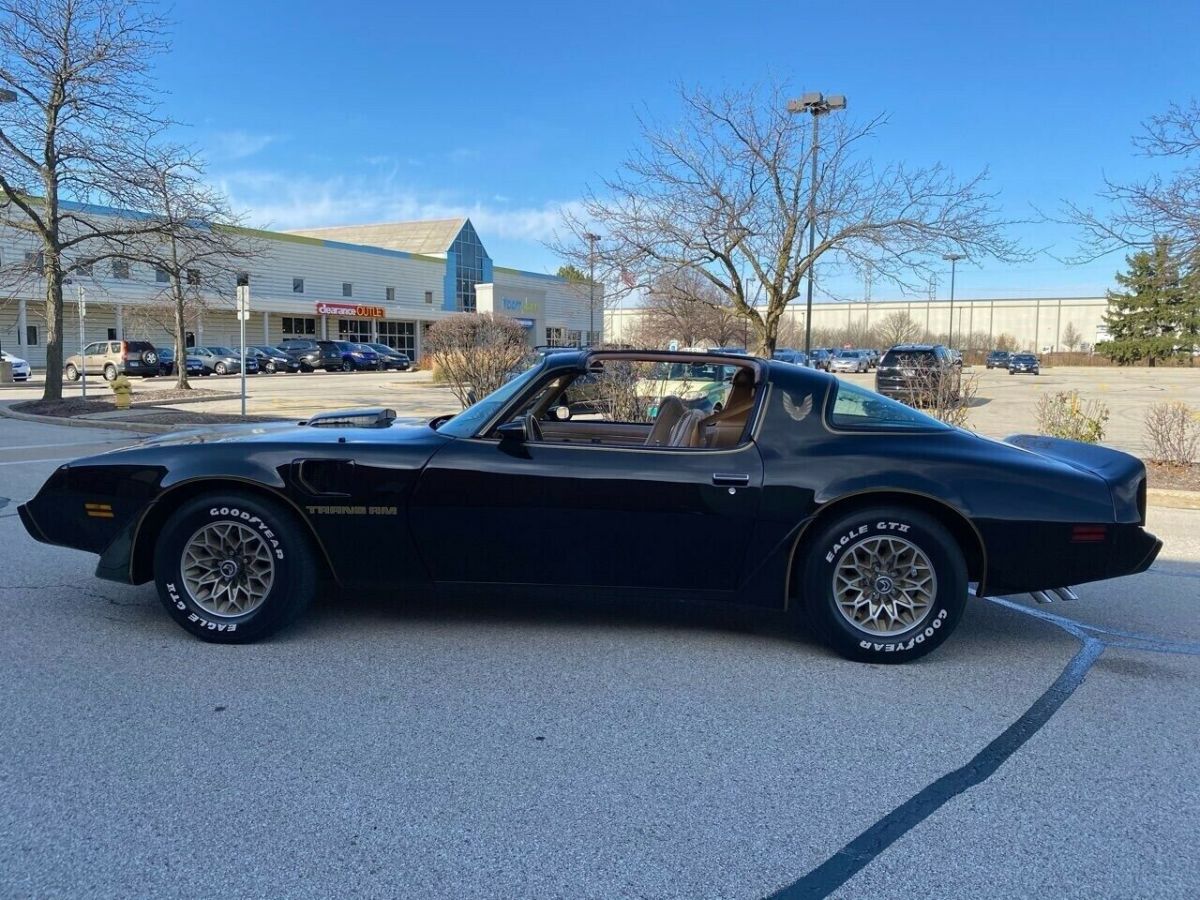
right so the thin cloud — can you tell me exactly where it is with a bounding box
[213,169,580,243]
[209,130,281,161]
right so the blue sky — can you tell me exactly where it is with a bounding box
[158,0,1199,300]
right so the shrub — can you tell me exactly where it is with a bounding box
[423,313,528,408]
[1143,401,1200,466]
[1035,391,1109,443]
[894,357,977,428]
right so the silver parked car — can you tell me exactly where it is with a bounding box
[192,346,259,376]
[829,349,870,373]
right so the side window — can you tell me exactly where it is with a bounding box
[84,342,102,355]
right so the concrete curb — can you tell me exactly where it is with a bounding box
[0,402,171,433]
[1147,488,1200,510]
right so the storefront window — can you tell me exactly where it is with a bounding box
[338,318,372,342]
[377,321,416,358]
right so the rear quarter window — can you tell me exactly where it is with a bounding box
[828,381,947,430]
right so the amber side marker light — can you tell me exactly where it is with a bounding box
[85,503,114,519]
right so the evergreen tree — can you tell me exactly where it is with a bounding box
[1099,238,1190,366]
[1180,247,1200,366]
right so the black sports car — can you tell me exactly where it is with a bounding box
[18,350,1160,663]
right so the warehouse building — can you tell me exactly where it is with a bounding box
[0,204,595,369]
[606,295,1111,354]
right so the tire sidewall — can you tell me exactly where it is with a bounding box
[801,506,967,663]
[154,493,314,642]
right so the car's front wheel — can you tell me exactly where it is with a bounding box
[795,505,967,663]
[153,492,317,643]
[214,362,228,375]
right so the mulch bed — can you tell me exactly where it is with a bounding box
[1146,462,1200,492]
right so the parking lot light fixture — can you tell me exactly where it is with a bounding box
[788,92,848,353]
[943,253,966,350]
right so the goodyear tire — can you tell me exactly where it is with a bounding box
[797,506,967,663]
[153,492,317,643]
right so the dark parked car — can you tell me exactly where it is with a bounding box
[875,344,960,402]
[155,346,204,378]
[772,349,809,367]
[1009,353,1041,375]
[18,349,1161,664]
[235,345,299,374]
[808,348,833,371]
[986,350,1011,369]
[332,341,379,371]
[277,339,343,372]
[366,343,412,370]
[192,346,258,376]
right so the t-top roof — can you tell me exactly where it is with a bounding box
[285,218,469,256]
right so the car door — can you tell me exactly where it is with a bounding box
[81,342,104,374]
[410,436,765,596]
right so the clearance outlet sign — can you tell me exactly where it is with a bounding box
[315,302,386,318]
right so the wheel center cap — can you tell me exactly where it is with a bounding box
[219,559,240,581]
[874,575,895,595]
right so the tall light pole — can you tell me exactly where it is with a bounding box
[788,91,847,353]
[584,232,601,347]
[943,253,965,349]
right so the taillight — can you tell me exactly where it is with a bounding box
[1071,525,1107,543]
[120,340,128,361]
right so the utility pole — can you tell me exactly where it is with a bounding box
[787,92,847,353]
[237,285,250,417]
[943,253,965,348]
[584,232,601,347]
[77,285,87,400]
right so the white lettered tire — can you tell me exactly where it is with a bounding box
[153,492,317,643]
[797,505,967,663]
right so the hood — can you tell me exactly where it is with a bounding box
[126,414,444,450]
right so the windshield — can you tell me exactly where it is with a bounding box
[829,381,949,430]
[436,363,547,438]
[209,347,234,356]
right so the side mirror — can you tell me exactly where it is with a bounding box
[496,420,528,442]
[550,405,571,421]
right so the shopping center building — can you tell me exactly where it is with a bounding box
[0,205,595,369]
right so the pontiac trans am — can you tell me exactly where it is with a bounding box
[19,350,1161,663]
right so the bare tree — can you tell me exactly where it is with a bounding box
[638,269,741,348]
[0,0,172,400]
[875,311,922,348]
[124,146,263,389]
[555,83,1024,355]
[425,313,528,408]
[1061,321,1082,352]
[1067,100,1200,261]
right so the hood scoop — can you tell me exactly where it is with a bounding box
[302,407,398,429]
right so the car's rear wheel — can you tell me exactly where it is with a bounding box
[153,492,317,643]
[795,505,967,663]
[65,363,79,382]
[103,364,117,382]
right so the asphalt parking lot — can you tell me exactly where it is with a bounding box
[0,415,1197,898]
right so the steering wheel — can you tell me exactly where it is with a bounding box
[523,413,543,442]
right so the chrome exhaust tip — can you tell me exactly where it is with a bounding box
[1051,586,1080,602]
[1030,590,1054,604]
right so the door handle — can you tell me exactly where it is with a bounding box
[711,473,750,487]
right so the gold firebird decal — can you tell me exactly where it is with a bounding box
[305,505,398,516]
